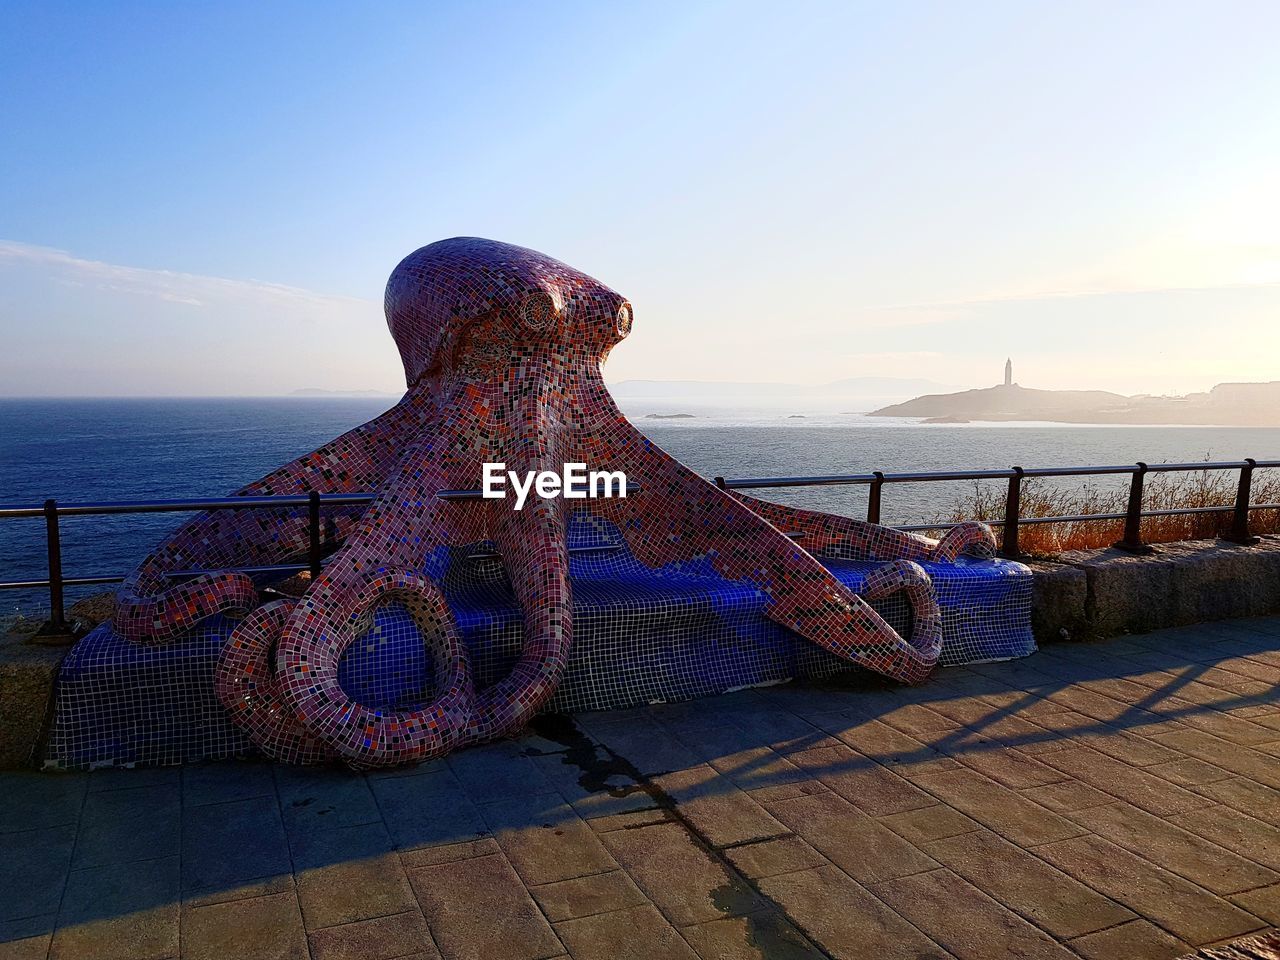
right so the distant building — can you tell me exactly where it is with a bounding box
[1004,358,1013,387]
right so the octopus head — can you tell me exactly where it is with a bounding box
[385,237,632,387]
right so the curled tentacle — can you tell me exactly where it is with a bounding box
[279,570,473,768]
[214,600,337,764]
[862,559,942,684]
[932,521,997,561]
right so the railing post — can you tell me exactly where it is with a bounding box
[1224,458,1260,546]
[867,471,885,524]
[1002,467,1024,558]
[308,490,323,578]
[44,498,68,635]
[713,476,727,490]
[1114,462,1154,554]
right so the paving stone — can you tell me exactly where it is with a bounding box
[409,853,562,960]
[86,766,179,792]
[1020,779,1116,813]
[398,837,501,869]
[681,909,825,960]
[922,828,1135,939]
[1196,778,1280,825]
[756,865,947,960]
[369,769,490,851]
[0,915,53,960]
[741,780,829,805]
[723,836,826,880]
[1148,757,1234,787]
[182,760,276,806]
[1229,883,1280,926]
[182,795,292,895]
[183,874,295,909]
[51,855,179,960]
[529,870,647,922]
[73,784,180,869]
[877,703,963,738]
[182,891,308,960]
[1169,804,1280,872]
[872,867,1076,959]
[600,822,759,926]
[1171,708,1280,747]
[878,804,980,845]
[0,772,85,833]
[653,765,787,849]
[1067,919,1189,960]
[585,808,675,833]
[760,790,938,884]
[1152,729,1280,788]
[786,745,935,817]
[587,721,703,776]
[908,766,1085,846]
[0,823,75,921]
[1045,685,1147,723]
[308,910,439,960]
[956,714,1071,757]
[706,747,808,792]
[530,752,657,819]
[446,740,555,802]
[824,716,957,775]
[273,766,382,834]
[480,792,617,885]
[291,821,416,930]
[1035,834,1264,944]
[552,904,696,960]
[1037,746,1210,816]
[1068,801,1278,895]
[947,741,1068,788]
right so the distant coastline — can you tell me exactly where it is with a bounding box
[871,381,1280,427]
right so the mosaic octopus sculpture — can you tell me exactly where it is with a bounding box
[112,238,995,767]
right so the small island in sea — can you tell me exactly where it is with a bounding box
[871,360,1280,426]
[644,413,696,419]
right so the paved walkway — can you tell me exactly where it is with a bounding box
[7,618,1280,960]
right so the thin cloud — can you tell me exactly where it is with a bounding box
[0,240,374,311]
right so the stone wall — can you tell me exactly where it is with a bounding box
[1026,536,1280,642]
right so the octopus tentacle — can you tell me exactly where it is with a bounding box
[581,399,944,683]
[728,494,996,563]
[467,494,573,743]
[114,390,435,644]
[214,600,337,764]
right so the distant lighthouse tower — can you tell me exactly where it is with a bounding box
[1004,357,1013,387]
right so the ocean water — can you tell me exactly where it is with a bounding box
[4,396,1280,620]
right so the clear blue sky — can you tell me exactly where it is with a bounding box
[2,1,1278,396]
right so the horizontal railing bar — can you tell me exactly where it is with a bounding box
[0,493,377,519]
[0,575,126,590]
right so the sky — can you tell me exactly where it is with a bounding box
[1,0,1279,397]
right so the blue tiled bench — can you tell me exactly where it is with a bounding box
[48,534,1033,768]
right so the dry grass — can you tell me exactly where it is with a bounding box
[931,467,1280,555]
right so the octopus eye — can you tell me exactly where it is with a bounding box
[520,292,556,331]
[615,302,633,337]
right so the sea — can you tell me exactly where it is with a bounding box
[4,396,1280,622]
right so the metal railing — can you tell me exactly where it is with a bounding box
[2,461,1277,637]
